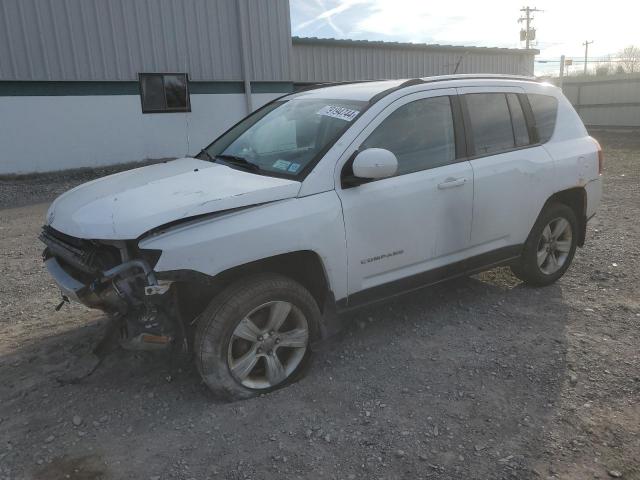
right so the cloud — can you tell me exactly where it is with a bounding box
[351,0,521,47]
[293,0,369,36]
[290,0,640,61]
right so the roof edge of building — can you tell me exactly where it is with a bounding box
[292,36,539,56]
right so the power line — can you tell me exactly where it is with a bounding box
[536,59,627,63]
[518,6,543,49]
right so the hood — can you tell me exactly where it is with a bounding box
[46,158,301,239]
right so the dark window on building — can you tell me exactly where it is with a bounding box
[139,73,190,113]
[362,96,456,175]
[528,93,559,143]
[506,93,530,147]
[465,93,516,155]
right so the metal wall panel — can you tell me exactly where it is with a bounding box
[560,75,640,127]
[0,0,291,81]
[291,38,535,83]
[578,105,640,127]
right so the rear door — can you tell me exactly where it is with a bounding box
[457,87,558,251]
[335,89,474,299]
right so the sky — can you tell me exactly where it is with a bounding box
[290,0,640,75]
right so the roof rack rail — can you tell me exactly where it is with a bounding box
[294,74,538,96]
[419,73,539,83]
[368,74,540,106]
[368,78,425,104]
[286,74,541,112]
[294,79,379,93]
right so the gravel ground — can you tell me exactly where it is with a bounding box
[0,132,638,480]
[0,159,167,210]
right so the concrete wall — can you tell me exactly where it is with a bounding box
[0,92,281,174]
[560,75,640,128]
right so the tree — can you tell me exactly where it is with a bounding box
[594,55,613,76]
[617,45,640,73]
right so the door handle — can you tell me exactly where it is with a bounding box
[437,177,467,189]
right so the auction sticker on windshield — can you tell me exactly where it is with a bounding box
[316,105,360,122]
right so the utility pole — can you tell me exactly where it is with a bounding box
[583,40,594,75]
[518,6,543,49]
[559,55,565,89]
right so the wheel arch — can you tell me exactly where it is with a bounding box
[544,187,587,246]
[210,250,332,310]
[160,250,333,325]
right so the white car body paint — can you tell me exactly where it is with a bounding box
[139,192,349,301]
[44,75,602,308]
[46,158,301,239]
[455,85,557,250]
[333,88,475,294]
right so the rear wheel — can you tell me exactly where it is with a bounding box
[194,273,320,400]
[511,202,578,286]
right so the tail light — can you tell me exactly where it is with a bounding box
[593,138,604,174]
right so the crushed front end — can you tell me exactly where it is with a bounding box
[39,225,182,350]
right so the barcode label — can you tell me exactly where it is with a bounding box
[316,105,360,122]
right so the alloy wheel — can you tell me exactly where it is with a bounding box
[227,301,309,390]
[536,217,573,275]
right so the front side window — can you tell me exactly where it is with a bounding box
[361,96,456,175]
[202,98,366,177]
[528,93,559,143]
[139,73,190,113]
[465,93,516,155]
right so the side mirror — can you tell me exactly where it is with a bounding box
[352,148,398,180]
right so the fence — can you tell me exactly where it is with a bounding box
[559,74,640,128]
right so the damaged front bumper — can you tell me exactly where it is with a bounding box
[40,226,181,350]
[44,256,101,307]
[43,255,159,311]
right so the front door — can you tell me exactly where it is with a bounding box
[336,90,474,302]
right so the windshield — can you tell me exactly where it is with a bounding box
[200,98,367,177]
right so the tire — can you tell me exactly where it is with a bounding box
[511,202,579,287]
[194,273,321,401]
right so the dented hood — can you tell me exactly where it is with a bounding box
[46,158,301,239]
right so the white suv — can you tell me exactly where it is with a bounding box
[41,75,603,400]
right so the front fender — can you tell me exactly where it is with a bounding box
[138,192,348,301]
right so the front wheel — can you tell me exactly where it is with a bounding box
[194,273,320,401]
[511,202,578,286]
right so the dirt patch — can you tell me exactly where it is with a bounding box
[0,133,638,479]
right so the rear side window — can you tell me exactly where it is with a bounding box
[528,94,559,143]
[362,96,456,175]
[465,93,515,155]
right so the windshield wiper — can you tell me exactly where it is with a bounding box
[215,154,260,172]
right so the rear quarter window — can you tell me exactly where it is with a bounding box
[528,94,559,143]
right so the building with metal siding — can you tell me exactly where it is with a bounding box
[0,0,537,174]
[0,0,292,82]
[291,37,537,84]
